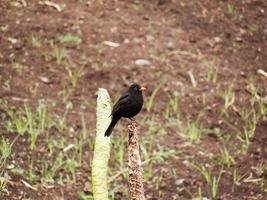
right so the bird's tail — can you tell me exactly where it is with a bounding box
[104,117,119,137]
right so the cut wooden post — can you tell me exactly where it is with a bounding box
[127,121,146,200]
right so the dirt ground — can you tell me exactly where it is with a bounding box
[0,0,267,199]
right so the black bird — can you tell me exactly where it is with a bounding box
[104,83,146,137]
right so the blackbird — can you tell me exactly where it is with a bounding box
[104,83,146,137]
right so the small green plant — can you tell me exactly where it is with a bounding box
[222,84,235,116]
[219,146,234,168]
[77,112,88,165]
[192,164,212,186]
[197,187,203,200]
[24,100,49,150]
[59,34,81,44]
[227,4,234,15]
[250,24,258,33]
[211,169,223,199]
[65,158,77,183]
[53,113,67,133]
[11,167,24,175]
[32,36,42,48]
[14,113,28,136]
[38,100,48,131]
[232,168,247,192]
[0,137,11,173]
[79,192,94,200]
[0,178,9,194]
[181,120,202,144]
[205,61,218,83]
[64,64,84,88]
[236,130,250,154]
[54,46,65,64]
[42,154,64,184]
[192,163,223,199]
[164,92,180,119]
[154,150,176,162]
[145,82,163,112]
[247,81,259,106]
[24,105,39,150]
[259,98,267,118]
[28,161,37,184]
[237,109,257,154]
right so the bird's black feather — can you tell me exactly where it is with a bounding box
[104,84,145,137]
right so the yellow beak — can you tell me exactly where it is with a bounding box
[139,86,146,91]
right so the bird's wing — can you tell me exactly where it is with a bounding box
[111,94,130,115]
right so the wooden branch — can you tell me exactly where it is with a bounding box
[127,121,146,200]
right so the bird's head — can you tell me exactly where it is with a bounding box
[129,83,146,94]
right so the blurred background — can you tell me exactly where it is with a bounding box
[0,0,266,199]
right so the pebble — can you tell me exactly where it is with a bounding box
[175,178,185,186]
[135,59,151,66]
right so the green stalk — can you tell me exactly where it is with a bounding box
[92,88,112,200]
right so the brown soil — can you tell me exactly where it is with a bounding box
[0,0,266,199]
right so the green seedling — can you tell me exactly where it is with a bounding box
[237,109,257,154]
[197,187,203,200]
[236,131,250,154]
[192,164,212,186]
[65,158,77,183]
[222,84,235,116]
[181,120,202,144]
[250,24,258,33]
[77,112,88,165]
[211,168,223,199]
[59,34,81,44]
[28,161,37,184]
[64,64,84,88]
[79,192,94,200]
[232,168,247,192]
[205,61,218,83]
[259,98,267,118]
[0,137,11,173]
[219,146,234,168]
[0,178,9,194]
[42,154,64,184]
[146,82,163,112]
[155,150,176,162]
[53,109,68,133]
[227,4,234,15]
[192,163,223,199]
[24,105,38,150]
[14,113,27,136]
[164,92,180,119]
[11,167,24,175]
[32,36,42,48]
[23,100,49,150]
[247,81,259,106]
[38,100,48,131]
[54,46,65,64]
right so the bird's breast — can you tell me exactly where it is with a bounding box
[121,95,143,118]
